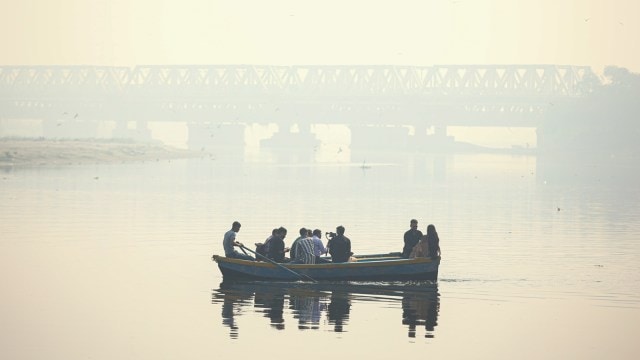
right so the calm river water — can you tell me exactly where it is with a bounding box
[1,150,639,359]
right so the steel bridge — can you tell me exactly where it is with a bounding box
[0,64,594,147]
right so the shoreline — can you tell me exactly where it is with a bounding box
[0,138,200,167]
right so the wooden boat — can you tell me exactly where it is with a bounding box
[212,252,440,281]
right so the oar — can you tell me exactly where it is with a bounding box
[239,244,317,282]
[239,246,250,257]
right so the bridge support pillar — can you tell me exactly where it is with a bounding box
[536,127,545,153]
[260,122,319,149]
[432,126,451,140]
[407,125,454,152]
[112,120,152,141]
[187,123,246,152]
[350,125,410,151]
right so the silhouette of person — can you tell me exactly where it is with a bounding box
[327,225,352,263]
[402,219,423,258]
[425,224,441,259]
[222,221,254,261]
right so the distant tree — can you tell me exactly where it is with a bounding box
[603,66,640,88]
[539,66,640,161]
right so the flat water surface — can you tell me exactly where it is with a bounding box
[1,153,639,359]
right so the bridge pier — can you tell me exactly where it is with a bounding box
[186,122,246,152]
[408,124,455,151]
[350,125,410,151]
[350,123,455,153]
[112,120,152,141]
[260,122,319,149]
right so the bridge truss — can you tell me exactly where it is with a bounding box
[0,64,595,127]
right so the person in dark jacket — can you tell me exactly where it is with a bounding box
[402,219,423,258]
[327,225,352,263]
[267,227,289,263]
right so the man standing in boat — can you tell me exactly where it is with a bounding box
[402,219,423,258]
[327,225,352,263]
[223,221,254,261]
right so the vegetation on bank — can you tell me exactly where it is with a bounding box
[0,138,199,167]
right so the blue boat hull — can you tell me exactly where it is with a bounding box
[212,254,440,281]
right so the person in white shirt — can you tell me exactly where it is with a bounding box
[311,229,330,263]
[293,231,316,264]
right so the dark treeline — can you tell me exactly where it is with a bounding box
[539,66,640,162]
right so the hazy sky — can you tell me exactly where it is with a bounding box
[1,0,638,74]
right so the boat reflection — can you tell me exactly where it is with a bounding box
[212,281,439,338]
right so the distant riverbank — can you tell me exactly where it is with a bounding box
[0,138,200,167]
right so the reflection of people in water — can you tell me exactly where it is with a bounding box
[401,290,440,338]
[289,289,325,330]
[327,291,351,332]
[218,283,456,336]
[213,282,254,339]
[221,296,238,337]
[254,288,286,330]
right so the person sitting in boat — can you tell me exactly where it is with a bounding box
[267,227,290,263]
[409,224,441,259]
[402,219,423,258]
[327,225,352,263]
[425,224,441,259]
[289,227,307,263]
[312,229,330,263]
[223,221,254,261]
[292,231,316,264]
[409,236,428,258]
[255,228,278,260]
